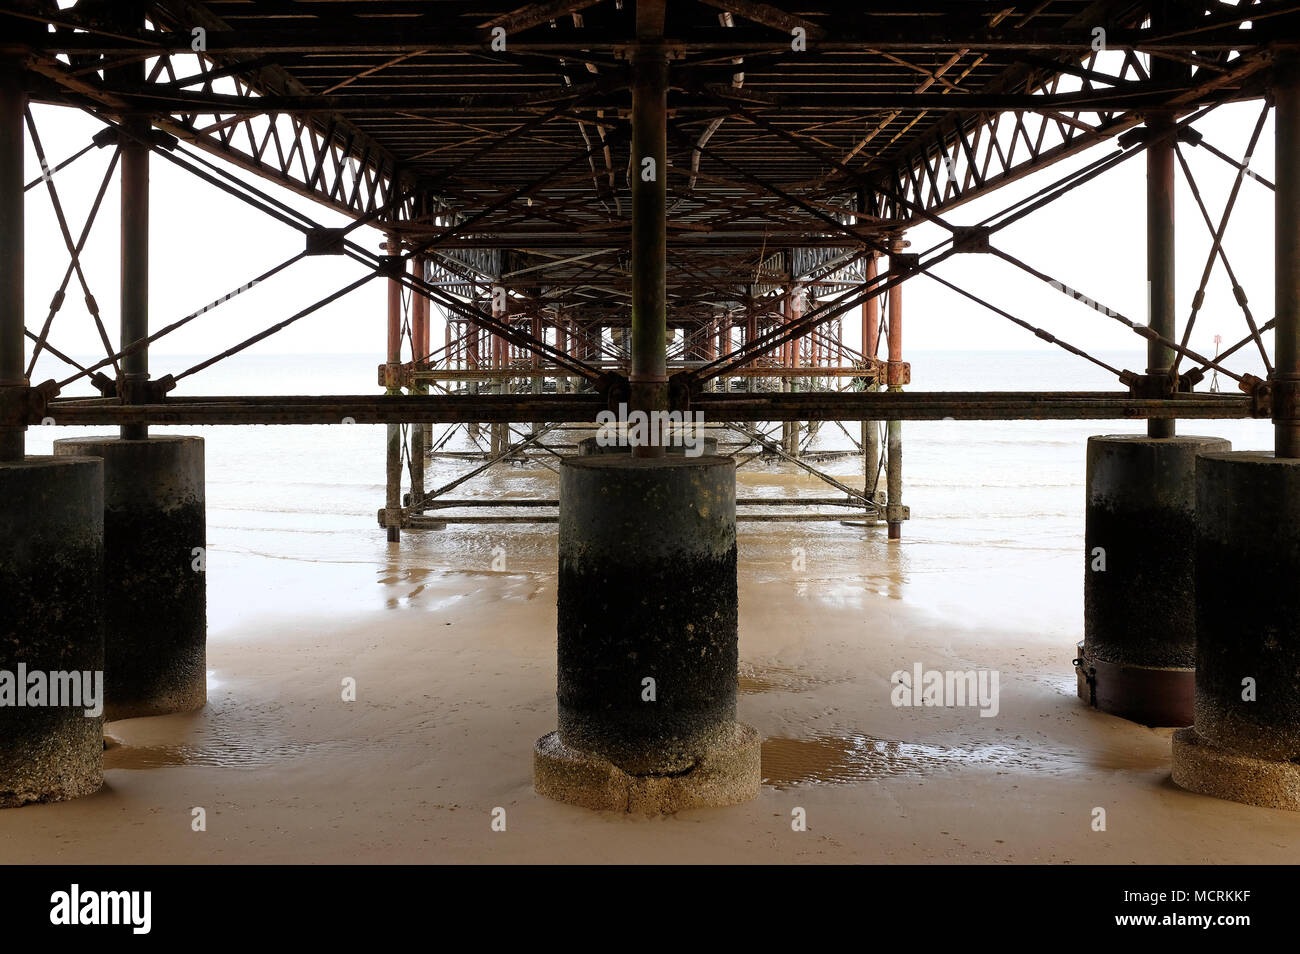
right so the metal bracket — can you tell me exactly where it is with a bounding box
[378,362,411,390]
[92,127,178,151]
[1117,127,1147,150]
[613,43,686,61]
[0,379,60,427]
[1179,368,1205,392]
[1119,368,1177,399]
[377,254,405,278]
[597,370,631,410]
[305,227,347,256]
[117,373,175,405]
[886,361,911,387]
[1270,372,1300,425]
[891,252,921,275]
[92,372,117,398]
[1073,654,1098,707]
[1238,373,1271,417]
[850,357,887,390]
[885,504,911,523]
[1119,123,1200,151]
[951,226,991,253]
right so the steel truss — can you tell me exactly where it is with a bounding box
[0,0,1293,541]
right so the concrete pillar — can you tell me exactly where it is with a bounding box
[1172,453,1300,808]
[535,455,759,812]
[1078,435,1228,725]
[1172,55,1300,809]
[0,457,105,806]
[54,437,206,720]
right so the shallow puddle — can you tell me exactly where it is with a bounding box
[761,734,1020,787]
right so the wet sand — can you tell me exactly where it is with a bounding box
[3,485,1298,865]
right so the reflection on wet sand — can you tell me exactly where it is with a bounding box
[104,720,358,770]
[761,734,1019,788]
[759,726,1174,789]
[737,663,834,695]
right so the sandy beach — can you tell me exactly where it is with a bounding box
[3,467,1297,864]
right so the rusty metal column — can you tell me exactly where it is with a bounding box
[413,258,429,368]
[531,312,543,435]
[444,304,453,367]
[119,65,151,441]
[745,302,757,393]
[703,316,717,393]
[862,253,881,506]
[629,40,669,457]
[1276,55,1300,457]
[1147,112,1177,439]
[491,288,507,455]
[721,313,732,394]
[410,257,427,510]
[0,60,24,461]
[780,295,793,453]
[789,298,797,369]
[785,289,795,457]
[384,235,402,542]
[555,310,567,394]
[466,313,479,441]
[886,240,906,541]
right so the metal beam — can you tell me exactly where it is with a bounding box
[18,22,1276,56]
[38,392,1255,426]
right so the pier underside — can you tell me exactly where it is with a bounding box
[1,0,1299,818]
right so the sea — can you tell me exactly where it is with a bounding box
[23,349,1274,648]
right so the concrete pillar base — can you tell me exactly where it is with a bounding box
[1171,452,1300,809]
[1080,434,1228,726]
[534,722,760,814]
[53,436,206,721]
[538,454,757,809]
[0,457,104,808]
[1172,727,1300,811]
[1074,641,1194,727]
